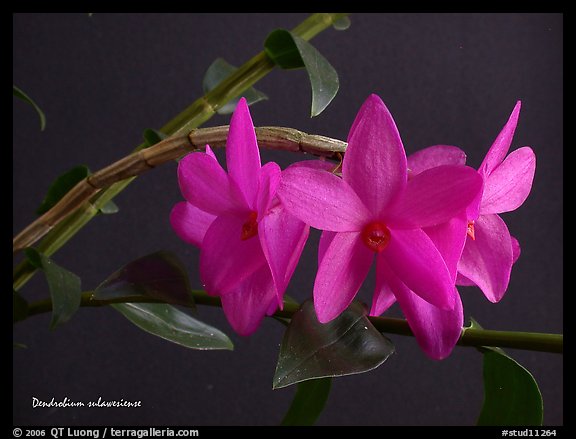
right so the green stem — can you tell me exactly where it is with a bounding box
[23,291,563,354]
[13,13,349,292]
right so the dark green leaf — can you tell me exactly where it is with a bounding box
[264,29,339,116]
[202,58,268,115]
[477,346,543,425]
[143,128,167,148]
[36,165,90,215]
[112,303,233,350]
[13,290,28,324]
[24,248,82,330]
[273,300,394,389]
[13,84,46,131]
[13,342,28,349]
[98,200,119,215]
[332,16,351,31]
[281,377,331,425]
[264,30,305,69]
[94,251,195,307]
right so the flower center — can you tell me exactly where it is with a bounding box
[361,221,391,252]
[466,220,476,240]
[241,211,259,241]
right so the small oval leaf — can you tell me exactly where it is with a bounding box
[332,16,351,31]
[112,302,233,351]
[281,377,332,426]
[202,58,268,115]
[98,200,119,215]
[36,165,90,215]
[477,347,544,426]
[264,29,339,117]
[273,300,395,389]
[13,84,46,131]
[24,248,82,330]
[94,251,195,307]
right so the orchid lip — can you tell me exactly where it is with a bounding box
[361,221,391,252]
[241,211,259,241]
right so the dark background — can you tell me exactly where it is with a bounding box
[13,13,563,426]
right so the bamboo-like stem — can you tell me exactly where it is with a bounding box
[12,13,348,289]
[12,126,346,254]
[24,291,563,354]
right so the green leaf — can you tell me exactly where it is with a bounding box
[332,16,351,31]
[98,200,119,215]
[112,302,233,350]
[202,58,268,115]
[36,165,90,215]
[93,251,195,307]
[13,84,46,131]
[281,377,331,426]
[273,300,395,389]
[24,248,82,330]
[13,342,28,349]
[477,346,544,426]
[264,29,339,117]
[143,128,167,148]
[13,290,28,324]
[35,165,119,216]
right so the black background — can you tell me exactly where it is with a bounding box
[13,13,563,426]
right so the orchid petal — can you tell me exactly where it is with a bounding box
[220,266,277,336]
[343,94,407,214]
[178,152,243,215]
[226,97,261,207]
[259,207,309,307]
[387,165,482,229]
[479,101,521,176]
[314,232,373,323]
[456,272,476,287]
[384,228,455,310]
[318,230,337,266]
[370,255,397,316]
[256,162,282,217]
[457,213,513,302]
[396,284,463,359]
[480,147,536,214]
[169,202,216,247]
[205,144,217,161]
[200,213,266,295]
[378,258,463,359]
[278,167,371,232]
[407,145,467,177]
[424,211,468,282]
[511,235,521,263]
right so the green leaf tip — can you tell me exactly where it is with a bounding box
[332,16,351,31]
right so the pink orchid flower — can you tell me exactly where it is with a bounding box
[278,94,483,359]
[411,102,535,303]
[170,98,309,335]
